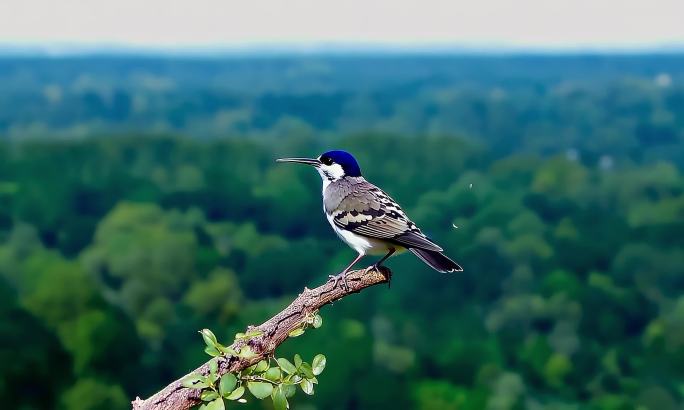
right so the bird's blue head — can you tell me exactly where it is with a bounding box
[276,149,362,182]
[318,150,362,178]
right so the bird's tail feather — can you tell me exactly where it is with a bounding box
[410,248,463,273]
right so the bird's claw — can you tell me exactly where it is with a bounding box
[327,272,350,291]
[363,264,391,288]
[363,264,381,275]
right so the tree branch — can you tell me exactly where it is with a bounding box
[131,267,391,410]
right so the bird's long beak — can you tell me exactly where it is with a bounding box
[276,157,320,167]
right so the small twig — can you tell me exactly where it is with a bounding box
[241,375,279,385]
[131,267,391,410]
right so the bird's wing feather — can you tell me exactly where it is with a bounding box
[331,184,443,252]
[392,231,443,251]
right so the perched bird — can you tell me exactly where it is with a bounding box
[276,150,462,289]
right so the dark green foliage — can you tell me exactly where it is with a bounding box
[0,55,683,409]
[0,280,71,409]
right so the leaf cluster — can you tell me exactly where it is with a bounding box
[183,323,327,409]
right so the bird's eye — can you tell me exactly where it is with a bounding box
[321,156,333,166]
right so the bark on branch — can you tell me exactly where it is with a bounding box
[131,267,392,410]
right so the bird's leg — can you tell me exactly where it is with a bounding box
[361,248,396,288]
[328,253,364,291]
[365,248,396,273]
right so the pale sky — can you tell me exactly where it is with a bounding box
[1,0,683,50]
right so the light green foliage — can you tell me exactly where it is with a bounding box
[185,327,327,409]
[411,380,472,410]
[184,268,243,322]
[81,202,201,341]
[543,353,572,387]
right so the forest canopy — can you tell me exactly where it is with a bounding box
[0,54,683,409]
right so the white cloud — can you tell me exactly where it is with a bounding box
[0,0,682,48]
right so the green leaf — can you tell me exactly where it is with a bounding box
[209,359,218,377]
[247,381,273,399]
[244,329,264,338]
[219,373,237,397]
[299,363,314,379]
[272,386,289,410]
[235,329,263,341]
[264,367,281,382]
[294,354,302,368]
[238,346,257,359]
[181,374,208,389]
[205,398,225,410]
[200,329,218,348]
[225,386,244,400]
[201,390,220,402]
[217,344,238,356]
[254,360,269,373]
[312,314,323,329]
[312,354,327,375]
[204,346,221,357]
[281,384,296,398]
[300,379,314,395]
[288,328,305,337]
[277,358,297,375]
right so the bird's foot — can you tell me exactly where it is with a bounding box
[363,264,392,288]
[363,263,381,274]
[327,272,350,291]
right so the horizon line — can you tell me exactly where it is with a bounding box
[1,41,684,57]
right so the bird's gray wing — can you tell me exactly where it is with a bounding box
[332,185,443,252]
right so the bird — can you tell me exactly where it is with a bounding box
[276,150,462,289]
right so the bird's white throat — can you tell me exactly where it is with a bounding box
[316,163,345,187]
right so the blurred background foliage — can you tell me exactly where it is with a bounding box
[0,54,683,409]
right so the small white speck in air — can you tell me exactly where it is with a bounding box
[469,183,473,189]
[452,224,459,229]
